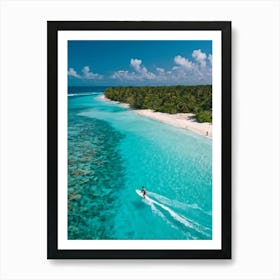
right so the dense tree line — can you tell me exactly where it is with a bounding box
[104,85,212,122]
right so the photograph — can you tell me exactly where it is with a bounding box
[48,21,231,259]
[67,40,213,241]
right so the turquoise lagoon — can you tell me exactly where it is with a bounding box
[68,87,212,240]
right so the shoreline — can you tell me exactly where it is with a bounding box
[99,95,212,138]
[98,95,130,108]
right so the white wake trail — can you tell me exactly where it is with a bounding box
[145,196,210,238]
[148,191,211,216]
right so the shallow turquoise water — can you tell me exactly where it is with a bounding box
[68,90,212,240]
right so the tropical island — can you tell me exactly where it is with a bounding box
[104,85,212,137]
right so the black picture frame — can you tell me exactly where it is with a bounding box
[47,21,231,259]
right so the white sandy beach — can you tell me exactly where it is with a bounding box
[99,95,212,138]
[134,110,212,137]
[98,95,130,108]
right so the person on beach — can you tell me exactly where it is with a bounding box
[141,186,147,198]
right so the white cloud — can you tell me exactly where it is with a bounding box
[208,54,212,65]
[112,70,137,81]
[130,59,142,72]
[172,52,213,84]
[111,51,212,85]
[192,49,207,68]
[68,68,81,79]
[82,66,103,79]
[192,49,207,61]
[68,66,103,80]
[69,49,212,85]
[130,58,156,79]
[156,67,165,73]
[174,55,194,70]
[112,58,156,81]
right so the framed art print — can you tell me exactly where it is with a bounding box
[47,21,231,259]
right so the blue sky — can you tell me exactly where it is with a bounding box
[68,41,212,86]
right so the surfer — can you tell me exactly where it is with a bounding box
[141,186,147,198]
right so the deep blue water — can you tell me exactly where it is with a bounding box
[68,87,212,240]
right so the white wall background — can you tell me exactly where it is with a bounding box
[0,0,279,279]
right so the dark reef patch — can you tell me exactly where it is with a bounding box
[68,113,125,240]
